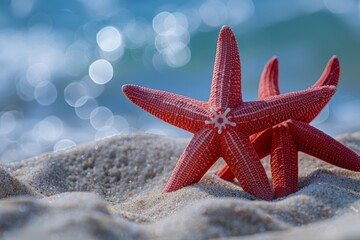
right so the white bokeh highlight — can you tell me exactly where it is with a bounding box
[34,81,57,106]
[89,59,114,84]
[96,26,123,52]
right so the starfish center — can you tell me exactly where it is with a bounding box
[205,108,236,134]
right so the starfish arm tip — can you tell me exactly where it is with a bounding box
[219,25,235,38]
[121,84,135,94]
[329,56,340,69]
[270,56,279,63]
[162,187,173,194]
[121,84,128,91]
[266,57,279,72]
[311,56,340,89]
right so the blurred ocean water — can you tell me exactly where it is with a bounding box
[0,0,359,162]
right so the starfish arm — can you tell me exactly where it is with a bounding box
[122,84,208,133]
[297,56,340,123]
[311,56,339,88]
[221,129,273,200]
[217,128,273,181]
[251,128,273,159]
[163,128,220,192]
[258,57,280,100]
[270,124,298,198]
[209,26,242,111]
[216,164,233,181]
[232,86,336,135]
[288,120,360,171]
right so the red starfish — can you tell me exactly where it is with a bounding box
[122,26,336,200]
[217,56,360,198]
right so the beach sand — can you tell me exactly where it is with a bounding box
[0,131,359,239]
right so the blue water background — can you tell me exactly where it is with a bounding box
[0,0,359,162]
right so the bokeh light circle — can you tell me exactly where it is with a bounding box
[163,43,191,67]
[90,106,114,131]
[34,81,57,106]
[199,0,227,27]
[0,112,17,135]
[74,96,99,120]
[32,116,64,142]
[64,82,89,107]
[54,139,76,151]
[96,26,122,52]
[152,12,177,34]
[89,59,113,84]
[26,63,51,86]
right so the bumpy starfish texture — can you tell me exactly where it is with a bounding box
[122,26,336,200]
[217,56,360,198]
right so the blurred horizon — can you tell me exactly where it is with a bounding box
[0,0,360,162]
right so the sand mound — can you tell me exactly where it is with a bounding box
[0,132,359,239]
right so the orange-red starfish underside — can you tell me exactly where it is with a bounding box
[122,26,336,200]
[217,56,360,198]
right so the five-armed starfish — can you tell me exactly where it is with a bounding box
[217,56,360,198]
[122,26,336,200]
